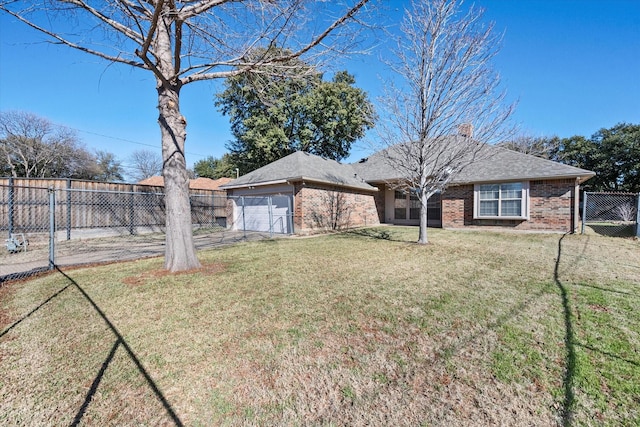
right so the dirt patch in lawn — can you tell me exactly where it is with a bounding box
[122,262,227,287]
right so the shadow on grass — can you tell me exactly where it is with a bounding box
[586,223,635,238]
[427,233,578,425]
[572,282,640,298]
[0,283,72,339]
[576,343,640,368]
[0,267,183,426]
[343,228,397,241]
[55,267,184,426]
[555,234,577,427]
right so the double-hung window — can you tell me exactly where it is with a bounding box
[474,182,529,219]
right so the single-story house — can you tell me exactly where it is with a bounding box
[221,145,595,234]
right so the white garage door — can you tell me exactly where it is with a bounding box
[232,195,293,234]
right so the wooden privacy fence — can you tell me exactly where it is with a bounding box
[1,177,228,238]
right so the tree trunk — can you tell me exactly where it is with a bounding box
[158,84,201,272]
[417,192,429,244]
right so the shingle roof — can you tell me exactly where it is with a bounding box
[221,144,595,192]
[452,146,595,184]
[221,151,377,191]
[352,144,595,184]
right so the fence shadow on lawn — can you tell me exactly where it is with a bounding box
[0,266,184,427]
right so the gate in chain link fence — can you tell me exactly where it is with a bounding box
[1,182,285,283]
[581,191,640,237]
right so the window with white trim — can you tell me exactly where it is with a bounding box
[474,182,529,219]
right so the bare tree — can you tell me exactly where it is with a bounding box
[310,190,352,231]
[0,0,375,271]
[498,134,557,159]
[129,149,163,182]
[378,0,515,244]
[0,110,97,178]
[94,150,125,182]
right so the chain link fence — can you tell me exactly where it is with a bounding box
[581,191,640,237]
[1,183,287,283]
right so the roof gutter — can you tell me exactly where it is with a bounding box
[449,172,597,186]
[222,176,378,192]
[221,179,289,190]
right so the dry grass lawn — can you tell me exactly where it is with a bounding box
[1,227,638,426]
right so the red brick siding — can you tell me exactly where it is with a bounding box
[293,182,380,232]
[441,179,576,232]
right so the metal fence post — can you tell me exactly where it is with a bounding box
[66,179,72,240]
[636,192,640,238]
[581,191,588,235]
[49,187,56,270]
[268,195,273,238]
[129,189,135,235]
[287,195,294,234]
[241,196,246,239]
[8,176,14,237]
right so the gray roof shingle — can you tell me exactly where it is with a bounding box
[452,146,595,183]
[353,144,595,184]
[222,145,595,191]
[221,151,377,191]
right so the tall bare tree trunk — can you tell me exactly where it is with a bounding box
[157,83,201,272]
[418,193,429,244]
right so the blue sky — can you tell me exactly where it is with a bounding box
[1,0,639,179]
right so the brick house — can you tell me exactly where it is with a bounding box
[222,146,594,234]
[222,151,380,233]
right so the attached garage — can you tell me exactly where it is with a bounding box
[222,152,380,234]
[228,192,294,234]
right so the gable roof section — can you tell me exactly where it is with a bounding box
[221,151,377,192]
[452,146,595,184]
[352,144,595,184]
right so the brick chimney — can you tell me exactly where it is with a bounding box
[458,123,473,138]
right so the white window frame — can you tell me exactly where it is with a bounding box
[473,181,529,220]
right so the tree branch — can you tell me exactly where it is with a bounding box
[0,5,147,69]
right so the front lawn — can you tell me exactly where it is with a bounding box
[1,227,638,426]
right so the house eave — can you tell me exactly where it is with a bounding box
[223,176,378,192]
[450,172,596,186]
[222,179,289,190]
[362,172,595,188]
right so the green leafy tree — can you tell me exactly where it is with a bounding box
[217,52,376,174]
[551,123,639,192]
[194,154,237,179]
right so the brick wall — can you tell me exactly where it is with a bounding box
[293,182,380,232]
[442,179,577,232]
